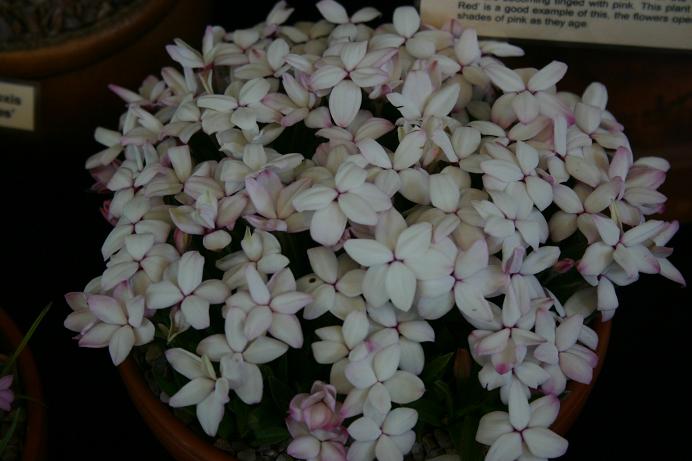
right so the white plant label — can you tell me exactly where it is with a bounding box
[0,80,36,131]
[420,0,692,50]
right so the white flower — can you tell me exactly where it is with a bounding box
[347,406,418,461]
[534,310,598,395]
[486,61,570,127]
[165,348,231,436]
[217,229,289,289]
[101,236,178,292]
[316,0,381,42]
[293,162,391,246]
[386,70,460,127]
[476,394,568,461]
[78,287,154,365]
[298,247,365,320]
[196,309,290,404]
[146,251,230,329]
[244,170,312,232]
[344,209,447,311]
[366,303,434,375]
[225,265,311,348]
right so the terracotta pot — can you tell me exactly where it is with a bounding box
[0,309,46,461]
[118,318,612,460]
[0,0,211,141]
[118,358,237,461]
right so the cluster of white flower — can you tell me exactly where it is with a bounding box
[64,1,685,460]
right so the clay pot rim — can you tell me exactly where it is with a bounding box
[118,317,612,460]
[0,308,46,461]
[0,0,176,79]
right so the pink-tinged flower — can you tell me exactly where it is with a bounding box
[0,375,14,411]
[487,61,571,127]
[472,185,549,260]
[217,229,289,289]
[146,251,230,329]
[263,73,321,127]
[468,286,544,380]
[165,348,230,436]
[480,141,554,211]
[100,209,171,262]
[196,309,290,405]
[298,247,365,320]
[224,265,311,349]
[84,127,125,172]
[244,170,312,233]
[286,382,348,461]
[78,286,155,366]
[316,111,393,149]
[311,40,395,127]
[651,220,686,287]
[64,280,100,335]
[316,0,381,42]
[577,219,666,282]
[344,209,447,311]
[289,381,343,433]
[533,311,598,395]
[347,407,418,461]
[293,162,391,246]
[386,70,460,127]
[476,394,568,461]
[198,78,279,136]
[101,235,179,291]
[366,303,434,376]
[452,239,508,322]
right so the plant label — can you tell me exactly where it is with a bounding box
[0,80,37,131]
[420,0,692,50]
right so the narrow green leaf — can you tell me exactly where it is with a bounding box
[421,352,454,384]
[2,302,51,375]
[0,408,23,456]
[432,380,454,413]
[459,415,485,461]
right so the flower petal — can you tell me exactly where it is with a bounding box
[330,80,362,128]
[384,371,424,404]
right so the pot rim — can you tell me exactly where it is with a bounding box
[0,308,46,461]
[118,317,612,459]
[0,0,176,79]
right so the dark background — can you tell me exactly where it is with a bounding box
[2,0,690,459]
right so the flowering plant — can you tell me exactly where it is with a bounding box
[64,2,685,460]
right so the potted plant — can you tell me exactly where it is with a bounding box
[64,2,685,460]
[0,304,49,461]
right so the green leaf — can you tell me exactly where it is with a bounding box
[217,414,235,440]
[252,426,289,446]
[268,375,292,412]
[229,398,252,437]
[0,407,22,456]
[2,302,51,375]
[248,400,284,433]
[407,398,446,427]
[459,415,485,461]
[421,352,454,385]
[432,380,454,413]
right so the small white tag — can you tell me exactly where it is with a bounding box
[420,0,692,50]
[0,80,37,131]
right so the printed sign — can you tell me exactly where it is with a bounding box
[420,0,692,50]
[0,80,37,131]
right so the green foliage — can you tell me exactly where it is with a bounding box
[421,352,454,385]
